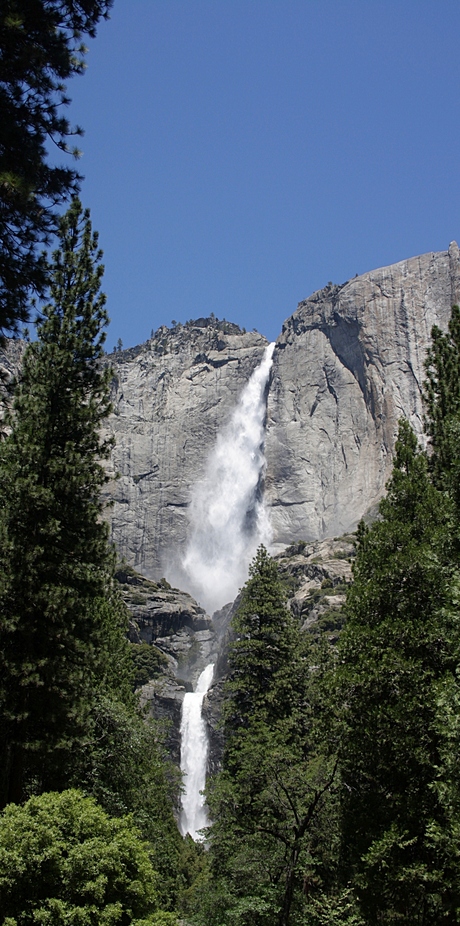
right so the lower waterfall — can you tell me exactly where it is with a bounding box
[179,663,215,840]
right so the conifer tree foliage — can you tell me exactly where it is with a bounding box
[71,690,184,913]
[0,0,112,335]
[0,199,116,806]
[200,547,339,926]
[338,419,460,923]
[424,304,460,515]
[223,545,299,739]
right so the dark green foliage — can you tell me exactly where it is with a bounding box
[338,419,460,922]
[70,696,183,911]
[131,643,168,690]
[0,788,177,925]
[223,545,298,738]
[0,199,183,913]
[199,548,340,926]
[0,0,112,334]
[176,837,210,919]
[61,603,181,907]
[424,304,460,519]
[314,607,346,640]
[423,668,460,910]
[0,200,116,804]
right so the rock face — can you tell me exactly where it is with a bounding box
[101,320,268,579]
[116,564,220,764]
[103,246,460,575]
[265,244,460,544]
[275,536,354,640]
[117,565,217,685]
[3,246,460,582]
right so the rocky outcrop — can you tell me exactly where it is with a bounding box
[265,244,460,544]
[117,564,218,685]
[117,564,221,764]
[275,536,355,641]
[104,247,460,577]
[0,337,26,380]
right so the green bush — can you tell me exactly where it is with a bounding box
[0,789,178,925]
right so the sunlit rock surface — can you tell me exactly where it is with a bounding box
[265,243,460,545]
[3,246,459,578]
[101,321,267,580]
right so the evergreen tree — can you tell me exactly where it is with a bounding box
[200,548,339,926]
[338,419,459,922]
[0,0,112,335]
[71,688,183,912]
[0,199,116,806]
[424,304,460,518]
[223,545,298,740]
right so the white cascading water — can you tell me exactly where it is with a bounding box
[178,343,275,840]
[179,663,215,840]
[178,341,276,616]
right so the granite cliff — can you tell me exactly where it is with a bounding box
[101,320,268,579]
[266,243,460,545]
[2,245,459,590]
[102,244,460,579]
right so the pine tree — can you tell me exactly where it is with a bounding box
[0,1,113,336]
[202,547,339,926]
[338,419,459,923]
[0,199,116,806]
[0,0,112,335]
[223,545,298,740]
[424,304,460,519]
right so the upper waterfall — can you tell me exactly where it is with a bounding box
[99,250,459,569]
[175,342,275,615]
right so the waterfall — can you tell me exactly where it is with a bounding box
[177,344,275,840]
[178,341,276,616]
[179,663,215,840]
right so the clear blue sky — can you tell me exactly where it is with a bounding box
[66,0,460,351]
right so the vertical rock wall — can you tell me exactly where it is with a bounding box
[101,322,267,577]
[265,244,460,544]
